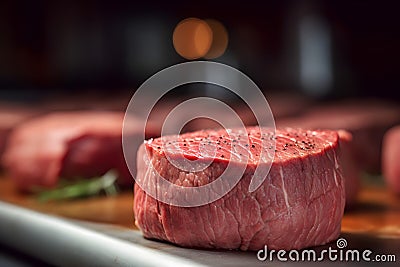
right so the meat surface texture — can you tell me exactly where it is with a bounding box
[2,111,147,191]
[134,127,345,251]
[382,126,400,194]
[278,119,360,206]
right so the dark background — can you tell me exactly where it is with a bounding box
[0,0,399,101]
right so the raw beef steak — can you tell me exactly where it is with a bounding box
[134,127,346,251]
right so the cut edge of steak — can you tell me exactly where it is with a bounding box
[134,127,346,251]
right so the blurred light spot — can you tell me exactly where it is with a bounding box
[204,19,229,59]
[173,18,213,60]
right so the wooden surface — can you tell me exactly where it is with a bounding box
[1,175,400,246]
[342,184,400,238]
[0,176,134,228]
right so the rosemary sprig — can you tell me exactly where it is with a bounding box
[37,170,119,202]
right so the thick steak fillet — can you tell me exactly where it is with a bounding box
[134,127,345,251]
[2,111,150,191]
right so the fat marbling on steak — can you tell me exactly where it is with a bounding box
[134,127,346,251]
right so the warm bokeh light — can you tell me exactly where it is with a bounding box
[204,19,229,59]
[173,18,213,60]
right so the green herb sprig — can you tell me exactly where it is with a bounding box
[36,170,119,202]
